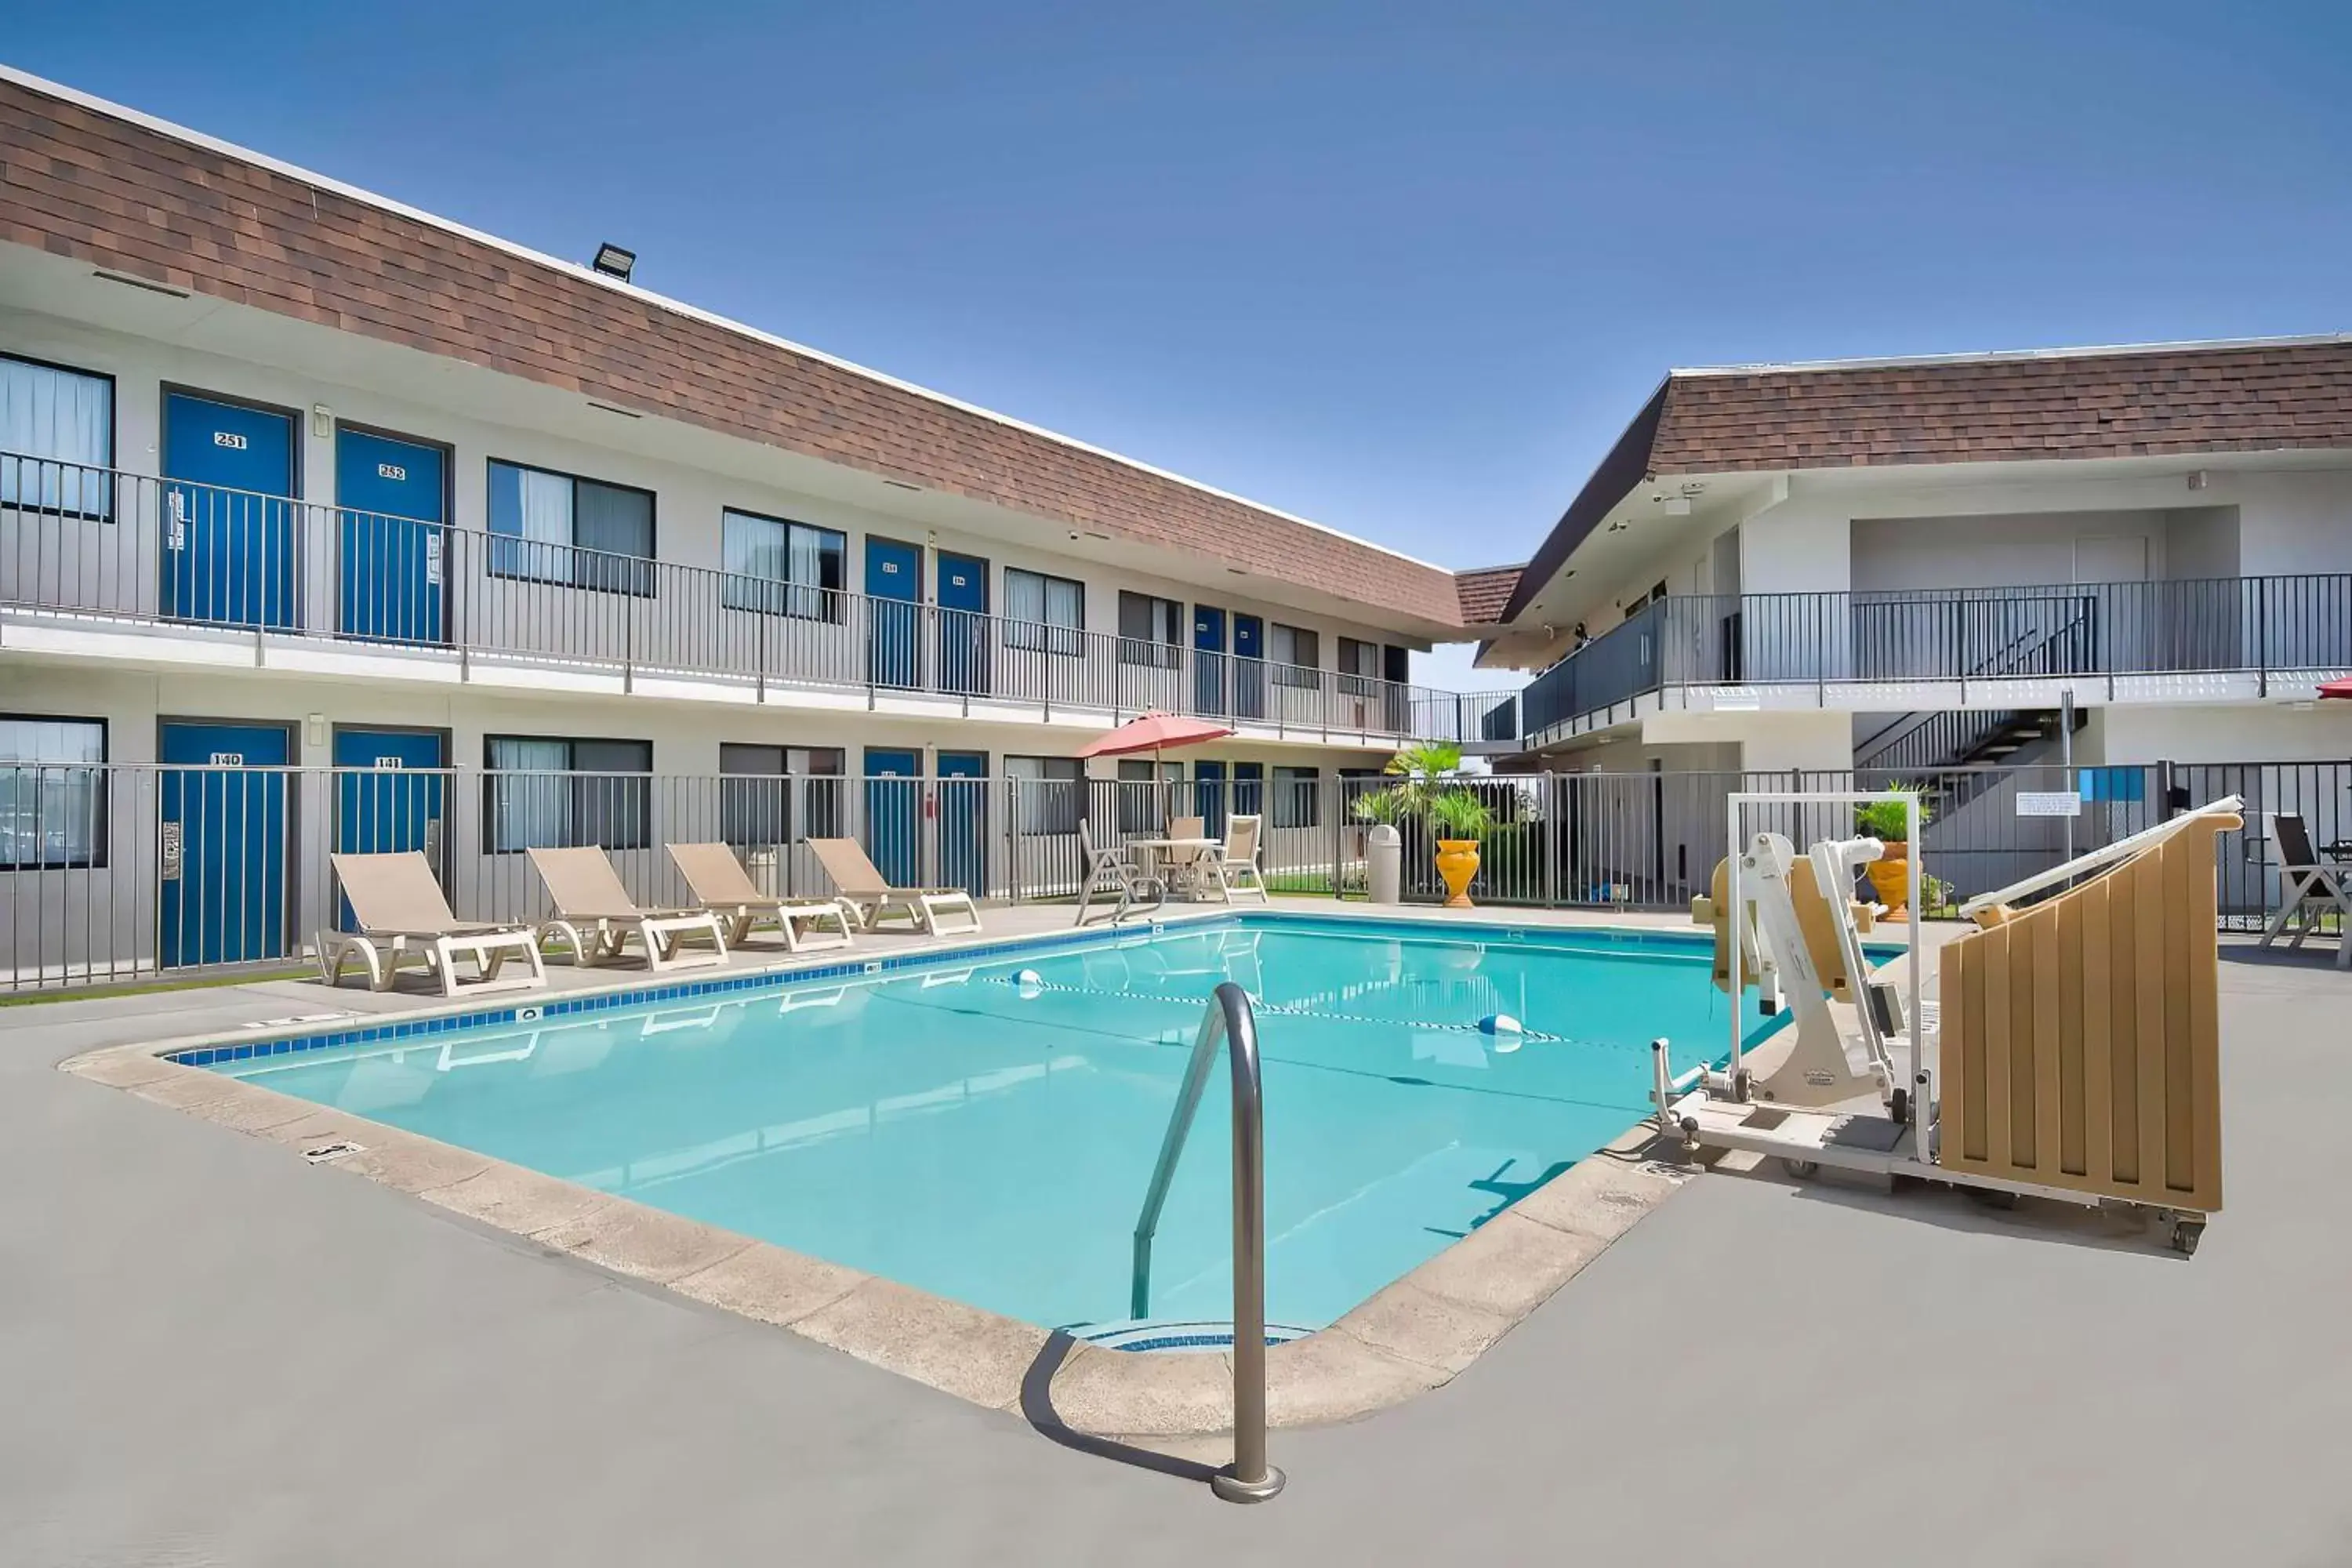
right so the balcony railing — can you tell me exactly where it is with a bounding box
[1519,576,2352,745]
[0,452,1516,746]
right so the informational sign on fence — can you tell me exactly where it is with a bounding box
[2015,790,2083,818]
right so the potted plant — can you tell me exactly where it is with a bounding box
[1361,742,1495,907]
[1425,786,1494,907]
[1855,785,1933,920]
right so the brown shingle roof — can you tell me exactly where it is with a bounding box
[1454,564,1523,624]
[1650,341,2352,473]
[1498,339,2352,625]
[0,74,1465,627]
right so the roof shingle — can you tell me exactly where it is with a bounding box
[0,77,1464,626]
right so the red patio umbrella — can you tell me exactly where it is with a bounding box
[1077,711,1235,826]
[1075,710,1236,760]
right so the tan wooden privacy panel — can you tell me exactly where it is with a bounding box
[1937,812,2233,1214]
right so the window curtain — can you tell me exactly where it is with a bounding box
[1044,576,1083,655]
[722,511,783,613]
[570,739,652,850]
[0,358,113,517]
[488,736,571,851]
[786,522,826,619]
[572,481,652,594]
[489,464,575,585]
[0,717,107,869]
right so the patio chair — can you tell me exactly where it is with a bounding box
[1074,817,1163,926]
[320,851,546,997]
[1208,813,1270,904]
[666,842,856,954]
[526,845,729,972]
[805,837,983,936]
[2258,812,2352,969]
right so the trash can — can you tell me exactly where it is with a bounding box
[1367,824,1403,906]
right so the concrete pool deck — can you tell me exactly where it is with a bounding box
[3,903,2343,1563]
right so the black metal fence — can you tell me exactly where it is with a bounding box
[5,758,2336,992]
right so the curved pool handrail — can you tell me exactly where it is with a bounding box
[1129,981,1283,1502]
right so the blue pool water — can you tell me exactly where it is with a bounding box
[210,916,1761,1331]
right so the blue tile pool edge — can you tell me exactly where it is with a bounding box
[158,906,1887,1069]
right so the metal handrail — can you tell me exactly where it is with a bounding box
[1130,981,1284,1503]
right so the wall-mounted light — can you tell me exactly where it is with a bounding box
[591,242,637,281]
[310,405,334,438]
[2186,470,2209,491]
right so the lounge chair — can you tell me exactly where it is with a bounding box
[2258,811,2351,969]
[666,842,855,953]
[1073,818,1162,925]
[320,851,546,996]
[526,845,728,971]
[806,837,983,936]
[1210,813,1269,904]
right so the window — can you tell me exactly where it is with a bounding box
[1,354,114,519]
[1270,623,1320,688]
[1117,758,1183,833]
[485,735,652,851]
[719,742,846,846]
[1337,636,1380,695]
[1117,591,1182,668]
[1006,755,1082,835]
[1004,568,1085,655]
[0,716,107,869]
[722,509,846,620]
[1272,766,1320,829]
[488,460,655,595]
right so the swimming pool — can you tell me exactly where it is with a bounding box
[201,916,1764,1332]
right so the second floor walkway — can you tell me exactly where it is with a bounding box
[0,453,1517,749]
[1517,575,2352,748]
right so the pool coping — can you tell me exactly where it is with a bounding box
[59,907,1698,1442]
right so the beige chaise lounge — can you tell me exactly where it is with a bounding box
[806,838,982,936]
[526,845,728,971]
[666,842,856,953]
[320,851,546,997]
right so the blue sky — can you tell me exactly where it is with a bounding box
[8,2,2349,688]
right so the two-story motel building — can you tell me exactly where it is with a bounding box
[0,68,1512,976]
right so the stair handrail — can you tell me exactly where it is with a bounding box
[1129,981,1284,1503]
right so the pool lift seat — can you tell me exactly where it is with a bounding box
[1653,792,2239,1256]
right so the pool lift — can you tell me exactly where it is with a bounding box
[1650,790,2227,1253]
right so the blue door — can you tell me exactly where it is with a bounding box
[1232,614,1265,720]
[866,538,922,689]
[1193,605,1226,716]
[162,393,298,630]
[336,428,446,644]
[1194,759,1227,840]
[1233,761,1264,820]
[159,720,292,967]
[937,552,990,696]
[864,747,921,887]
[937,750,988,897]
[331,728,447,931]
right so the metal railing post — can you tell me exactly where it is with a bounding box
[1130,982,1283,1503]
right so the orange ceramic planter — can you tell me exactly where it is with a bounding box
[1866,842,1911,921]
[1435,840,1481,908]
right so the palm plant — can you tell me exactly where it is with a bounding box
[1425,787,1494,842]
[1856,784,1933,843]
[1356,740,1492,840]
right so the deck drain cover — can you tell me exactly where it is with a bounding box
[303,1142,365,1164]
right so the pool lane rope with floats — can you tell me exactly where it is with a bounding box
[1006,971,1559,1050]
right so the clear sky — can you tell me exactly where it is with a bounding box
[7,2,2348,692]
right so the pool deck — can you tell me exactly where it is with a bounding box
[3,901,2345,1563]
